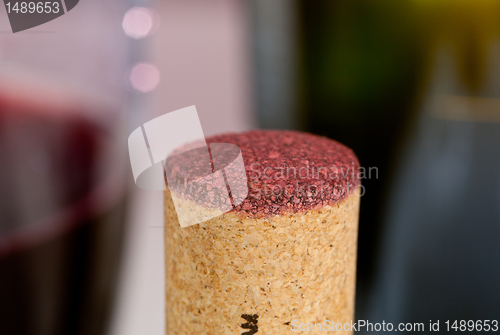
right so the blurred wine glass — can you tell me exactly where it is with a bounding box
[0,2,131,334]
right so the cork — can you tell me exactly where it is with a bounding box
[164,130,361,334]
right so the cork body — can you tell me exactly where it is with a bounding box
[164,189,360,335]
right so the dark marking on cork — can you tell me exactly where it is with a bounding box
[241,314,258,334]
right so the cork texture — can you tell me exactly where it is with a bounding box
[164,188,360,334]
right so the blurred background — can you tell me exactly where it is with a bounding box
[1,0,500,334]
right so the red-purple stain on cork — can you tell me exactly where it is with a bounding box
[165,130,360,218]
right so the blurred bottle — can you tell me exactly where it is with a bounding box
[367,0,500,331]
[0,2,130,334]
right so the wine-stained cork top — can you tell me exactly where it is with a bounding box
[165,130,360,218]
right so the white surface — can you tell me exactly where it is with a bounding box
[109,188,165,335]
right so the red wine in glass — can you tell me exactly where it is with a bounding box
[0,85,127,335]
